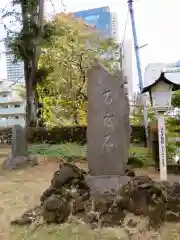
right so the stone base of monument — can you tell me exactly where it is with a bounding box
[10,163,180,229]
[3,153,38,170]
[85,175,130,197]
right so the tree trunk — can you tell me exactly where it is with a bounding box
[21,0,40,127]
[72,105,79,125]
[24,59,37,127]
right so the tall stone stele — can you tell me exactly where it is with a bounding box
[86,63,131,196]
[3,125,37,169]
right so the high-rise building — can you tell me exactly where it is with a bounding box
[6,47,24,82]
[74,6,118,41]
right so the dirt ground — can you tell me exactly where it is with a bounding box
[0,145,180,239]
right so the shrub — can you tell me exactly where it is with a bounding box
[128,145,151,168]
[0,125,146,145]
[27,125,87,144]
[130,125,146,145]
[127,155,144,168]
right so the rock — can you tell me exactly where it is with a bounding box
[11,206,40,226]
[126,168,135,177]
[169,181,180,198]
[11,163,180,228]
[11,217,33,226]
[40,187,55,202]
[94,197,113,215]
[28,155,38,166]
[72,196,87,214]
[100,201,125,227]
[126,218,139,228]
[40,163,88,203]
[3,154,28,169]
[51,163,85,189]
[42,194,71,224]
[100,211,124,227]
[165,211,180,222]
[3,154,38,170]
[119,176,180,226]
[85,211,100,227]
[40,187,62,202]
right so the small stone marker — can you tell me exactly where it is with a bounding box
[12,125,28,157]
[3,125,37,169]
[86,63,130,196]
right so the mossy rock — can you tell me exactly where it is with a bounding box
[42,194,71,224]
[119,176,180,226]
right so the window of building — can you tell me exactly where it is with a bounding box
[15,116,19,119]
[14,104,20,108]
[2,105,8,108]
[2,94,7,97]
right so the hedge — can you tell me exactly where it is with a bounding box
[27,126,87,144]
[0,125,146,145]
[130,125,146,144]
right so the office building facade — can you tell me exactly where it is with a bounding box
[74,6,118,41]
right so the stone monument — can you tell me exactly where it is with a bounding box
[86,63,130,196]
[12,124,28,157]
[3,125,37,169]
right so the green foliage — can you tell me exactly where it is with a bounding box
[4,8,119,127]
[5,0,39,61]
[37,13,119,127]
[28,143,86,162]
[28,143,152,166]
[127,155,144,168]
[27,125,87,144]
[131,107,144,125]
[172,89,180,108]
[129,145,151,167]
[27,125,146,145]
[167,142,177,163]
[130,125,146,145]
[131,105,155,125]
[166,116,180,139]
[166,115,180,162]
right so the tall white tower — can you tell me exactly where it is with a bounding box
[110,13,118,41]
[122,39,134,102]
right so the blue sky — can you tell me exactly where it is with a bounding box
[0,0,180,91]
